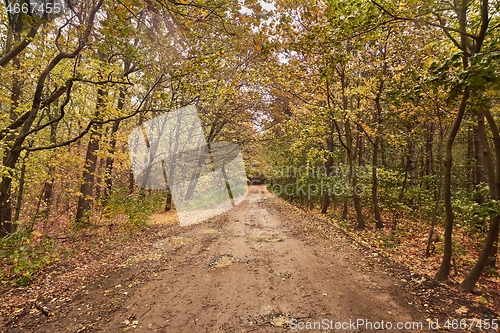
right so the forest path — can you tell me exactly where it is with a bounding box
[6,186,428,332]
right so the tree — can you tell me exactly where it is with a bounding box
[0,0,105,235]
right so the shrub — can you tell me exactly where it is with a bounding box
[0,227,54,286]
[103,189,167,230]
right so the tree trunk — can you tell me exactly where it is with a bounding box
[373,95,385,228]
[425,203,438,258]
[487,232,498,269]
[473,126,485,204]
[103,120,120,198]
[75,129,102,224]
[75,87,106,225]
[373,137,383,228]
[128,169,135,194]
[0,147,25,236]
[435,87,470,281]
[461,108,500,291]
[321,137,334,214]
[37,107,59,217]
[436,0,473,278]
[426,130,443,257]
[467,126,474,192]
[342,197,348,220]
[104,65,128,198]
[0,56,22,236]
[38,175,55,217]
[406,132,417,209]
[13,152,29,223]
[357,124,364,166]
[425,123,434,177]
[345,118,364,229]
[407,134,417,186]
[165,186,172,212]
[333,65,364,228]
[477,112,495,243]
[477,109,497,267]
[479,117,496,194]
[380,137,387,168]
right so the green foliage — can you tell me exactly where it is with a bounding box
[377,168,405,211]
[336,216,353,230]
[484,266,499,278]
[380,232,400,249]
[103,189,167,230]
[406,185,436,217]
[452,184,491,235]
[0,227,54,286]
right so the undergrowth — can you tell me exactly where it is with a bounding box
[103,189,167,231]
[0,189,167,287]
[0,227,54,286]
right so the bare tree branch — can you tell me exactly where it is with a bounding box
[0,26,39,67]
[22,80,75,138]
[0,80,74,141]
[24,73,165,152]
[370,0,478,40]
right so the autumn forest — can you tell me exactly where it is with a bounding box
[1,0,500,330]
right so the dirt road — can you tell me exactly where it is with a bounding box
[5,186,428,332]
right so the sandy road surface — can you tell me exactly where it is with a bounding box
[7,186,427,332]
